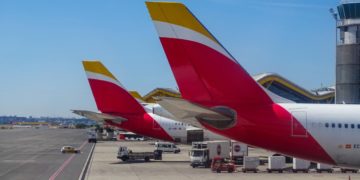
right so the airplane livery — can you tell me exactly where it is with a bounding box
[146,2,360,168]
[74,61,224,143]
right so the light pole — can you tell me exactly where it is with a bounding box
[329,8,338,104]
[329,8,338,44]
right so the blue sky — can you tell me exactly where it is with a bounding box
[0,0,339,117]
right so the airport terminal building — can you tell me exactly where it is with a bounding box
[132,73,335,104]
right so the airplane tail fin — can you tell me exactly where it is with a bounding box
[146,2,273,106]
[83,61,145,114]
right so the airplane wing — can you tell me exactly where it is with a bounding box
[72,110,127,124]
[156,97,235,129]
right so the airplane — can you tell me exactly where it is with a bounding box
[146,2,360,168]
[73,61,225,143]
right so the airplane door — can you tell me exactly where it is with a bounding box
[291,111,307,137]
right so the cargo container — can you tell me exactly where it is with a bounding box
[267,156,286,173]
[316,163,333,173]
[292,158,310,173]
[242,156,259,173]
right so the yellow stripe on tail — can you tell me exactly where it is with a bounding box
[83,61,117,81]
[146,1,217,43]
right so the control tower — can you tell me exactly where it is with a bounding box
[336,0,360,104]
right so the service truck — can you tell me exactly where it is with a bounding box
[231,141,248,165]
[189,141,230,168]
[87,131,97,143]
[117,146,162,162]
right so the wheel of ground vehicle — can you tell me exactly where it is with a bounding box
[205,163,210,168]
[144,157,150,162]
[216,169,221,173]
[191,165,196,168]
[121,156,129,162]
[228,169,234,173]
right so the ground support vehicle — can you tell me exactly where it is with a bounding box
[61,146,80,154]
[211,156,235,173]
[155,142,180,153]
[117,146,162,162]
[190,141,230,168]
[340,168,358,173]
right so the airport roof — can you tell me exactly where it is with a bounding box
[142,88,181,103]
[132,73,335,103]
[254,73,334,102]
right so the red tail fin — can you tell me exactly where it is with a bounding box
[146,2,273,106]
[83,61,145,114]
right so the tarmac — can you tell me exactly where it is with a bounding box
[87,140,360,180]
[2,128,359,180]
[0,127,92,180]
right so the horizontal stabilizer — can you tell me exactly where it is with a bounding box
[157,97,236,129]
[72,110,127,124]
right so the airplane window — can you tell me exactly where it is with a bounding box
[358,124,360,129]
[351,124,355,129]
[332,123,335,128]
[345,124,349,128]
[338,123,342,128]
[325,123,329,128]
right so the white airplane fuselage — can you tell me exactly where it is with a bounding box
[280,103,360,167]
[142,103,226,143]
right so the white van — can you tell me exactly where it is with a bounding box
[155,142,180,153]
